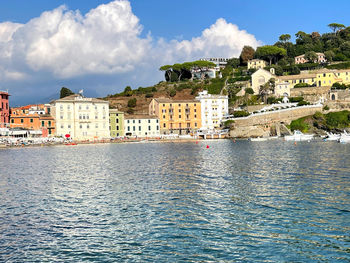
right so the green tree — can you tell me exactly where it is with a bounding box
[328,23,345,34]
[226,58,240,68]
[124,86,133,96]
[324,50,335,62]
[159,65,173,81]
[169,89,176,97]
[304,51,318,63]
[245,88,254,95]
[279,34,291,42]
[127,98,137,108]
[60,87,74,98]
[239,45,255,65]
[255,45,287,65]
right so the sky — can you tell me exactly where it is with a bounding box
[1,0,350,106]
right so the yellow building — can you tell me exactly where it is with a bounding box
[276,69,350,88]
[149,98,201,134]
[247,59,267,70]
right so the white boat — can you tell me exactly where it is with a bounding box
[284,130,314,141]
[323,132,341,141]
[250,137,268,142]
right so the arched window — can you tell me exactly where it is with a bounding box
[258,76,265,84]
[331,94,336,101]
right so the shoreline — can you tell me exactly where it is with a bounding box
[0,137,229,149]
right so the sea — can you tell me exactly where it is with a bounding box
[0,140,349,262]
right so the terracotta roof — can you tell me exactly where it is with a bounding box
[278,73,317,80]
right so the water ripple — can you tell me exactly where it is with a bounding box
[0,141,349,262]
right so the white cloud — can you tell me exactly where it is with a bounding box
[0,0,261,103]
[159,18,261,63]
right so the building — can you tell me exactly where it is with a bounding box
[199,58,229,69]
[0,91,10,128]
[10,104,55,137]
[195,90,228,130]
[109,109,124,137]
[247,59,267,70]
[51,94,109,140]
[124,115,160,137]
[295,52,327,64]
[149,98,201,134]
[274,82,291,97]
[251,68,276,94]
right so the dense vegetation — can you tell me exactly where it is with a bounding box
[60,87,74,99]
[290,110,350,132]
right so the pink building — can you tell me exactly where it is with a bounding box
[295,52,327,64]
[0,91,10,128]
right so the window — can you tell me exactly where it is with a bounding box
[163,123,166,128]
[148,126,151,131]
[163,115,165,119]
[79,105,82,110]
[133,120,135,124]
[139,120,141,124]
[195,122,197,127]
[194,109,196,112]
[68,125,71,129]
[48,121,51,127]
[148,120,150,123]
[67,105,70,110]
[41,121,44,127]
[179,109,181,112]
[128,126,130,131]
[30,119,33,123]
[60,105,63,111]
[116,119,119,123]
[133,126,136,131]
[95,124,98,129]
[156,120,159,123]
[127,120,130,124]
[80,125,82,129]
[87,125,89,129]
[60,115,63,119]
[117,126,119,130]
[11,119,14,123]
[139,126,141,131]
[179,115,181,118]
[21,119,24,123]
[157,125,159,130]
[61,125,64,129]
[95,115,98,119]
[86,105,89,110]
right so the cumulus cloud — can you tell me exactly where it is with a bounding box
[0,0,261,104]
[159,18,261,63]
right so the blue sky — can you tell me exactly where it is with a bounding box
[0,0,349,105]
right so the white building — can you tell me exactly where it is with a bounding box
[51,94,110,140]
[195,90,228,130]
[124,115,160,137]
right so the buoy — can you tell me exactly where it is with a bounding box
[294,141,297,145]
[196,141,199,144]
[206,145,210,149]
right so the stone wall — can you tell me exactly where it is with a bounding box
[290,86,330,102]
[229,105,322,138]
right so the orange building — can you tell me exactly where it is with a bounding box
[149,98,201,134]
[10,104,55,137]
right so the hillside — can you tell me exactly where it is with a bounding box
[103,82,199,115]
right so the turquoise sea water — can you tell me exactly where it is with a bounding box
[0,140,349,262]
